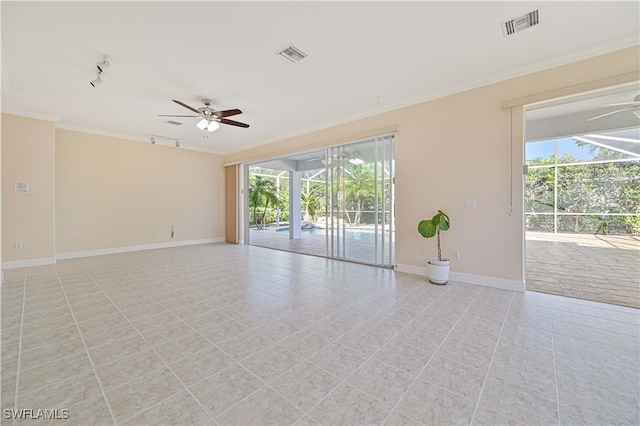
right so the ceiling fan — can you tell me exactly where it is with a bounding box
[305,151,365,165]
[588,94,640,121]
[159,99,249,131]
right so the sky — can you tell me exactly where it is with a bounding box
[526,138,594,163]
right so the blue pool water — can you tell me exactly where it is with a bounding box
[276,227,393,242]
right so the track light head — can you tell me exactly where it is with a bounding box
[96,60,111,73]
[150,137,156,144]
[96,56,111,73]
[90,74,103,87]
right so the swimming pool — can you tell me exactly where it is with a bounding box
[276,227,394,242]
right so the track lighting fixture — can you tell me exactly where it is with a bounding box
[150,134,180,148]
[90,73,103,87]
[90,56,111,87]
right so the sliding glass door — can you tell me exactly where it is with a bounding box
[325,136,395,267]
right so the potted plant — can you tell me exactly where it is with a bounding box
[418,210,451,285]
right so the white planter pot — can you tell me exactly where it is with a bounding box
[428,259,450,285]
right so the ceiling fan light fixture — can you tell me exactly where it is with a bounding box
[163,99,249,130]
[196,118,209,130]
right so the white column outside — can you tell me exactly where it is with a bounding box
[289,171,302,239]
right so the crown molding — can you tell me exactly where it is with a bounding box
[55,123,225,155]
[2,109,61,123]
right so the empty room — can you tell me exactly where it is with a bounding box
[1,2,639,425]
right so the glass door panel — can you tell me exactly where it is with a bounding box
[325,136,395,267]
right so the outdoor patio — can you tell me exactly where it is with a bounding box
[526,232,640,308]
[251,228,639,308]
[250,228,328,258]
[249,227,395,266]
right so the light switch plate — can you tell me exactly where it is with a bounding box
[15,182,29,194]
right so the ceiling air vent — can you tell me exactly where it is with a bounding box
[165,120,183,126]
[277,45,308,64]
[502,8,540,37]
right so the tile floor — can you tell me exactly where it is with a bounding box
[1,243,638,425]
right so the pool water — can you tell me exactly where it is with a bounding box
[276,227,394,242]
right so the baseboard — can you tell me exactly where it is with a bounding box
[2,257,57,270]
[395,263,430,277]
[395,263,525,292]
[56,238,225,260]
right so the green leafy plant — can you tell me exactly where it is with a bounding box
[418,210,450,261]
[249,175,279,229]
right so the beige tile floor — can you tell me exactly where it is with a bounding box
[252,228,639,307]
[1,243,639,425]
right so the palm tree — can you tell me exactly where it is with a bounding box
[249,175,279,229]
[302,187,324,220]
[345,164,375,224]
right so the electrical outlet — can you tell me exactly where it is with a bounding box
[15,242,23,250]
[420,246,426,255]
[453,249,460,259]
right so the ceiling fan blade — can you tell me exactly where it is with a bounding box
[587,107,637,121]
[215,109,243,118]
[172,100,200,114]
[220,118,250,128]
[158,114,200,117]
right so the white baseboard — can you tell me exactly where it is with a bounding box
[56,238,225,260]
[395,263,525,292]
[2,257,57,270]
[394,263,429,277]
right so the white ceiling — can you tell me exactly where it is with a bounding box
[2,1,639,154]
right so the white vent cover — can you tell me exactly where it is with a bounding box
[502,8,540,37]
[277,45,308,63]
